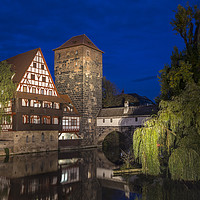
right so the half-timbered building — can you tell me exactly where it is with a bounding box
[0,48,80,154]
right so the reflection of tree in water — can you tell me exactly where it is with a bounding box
[102,131,126,165]
[129,175,200,200]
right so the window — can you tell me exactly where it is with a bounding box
[103,119,105,123]
[50,135,53,141]
[41,89,44,95]
[52,117,59,124]
[22,115,29,124]
[64,107,67,112]
[49,90,52,96]
[43,101,52,108]
[75,50,78,55]
[30,115,40,124]
[31,74,35,80]
[26,136,29,143]
[135,117,138,122]
[42,76,46,82]
[53,102,60,109]
[42,116,51,124]
[110,118,113,123]
[32,87,36,94]
[87,50,90,56]
[33,63,36,68]
[22,99,29,107]
[71,119,77,126]
[41,64,44,70]
[32,135,35,142]
[41,132,45,142]
[23,86,27,92]
[30,100,41,108]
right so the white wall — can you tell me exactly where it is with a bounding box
[97,116,148,127]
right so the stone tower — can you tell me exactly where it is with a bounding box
[54,34,103,145]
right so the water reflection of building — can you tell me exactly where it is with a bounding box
[0,149,138,200]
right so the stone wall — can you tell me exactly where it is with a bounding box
[13,130,58,154]
[96,126,137,146]
[0,130,58,155]
[54,45,102,145]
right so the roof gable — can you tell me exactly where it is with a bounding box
[53,34,103,53]
[6,48,39,83]
[6,48,59,97]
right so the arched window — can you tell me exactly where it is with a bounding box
[32,135,35,142]
[50,135,53,141]
[26,136,29,143]
[41,132,45,142]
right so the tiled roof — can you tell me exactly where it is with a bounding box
[53,34,103,53]
[6,48,40,83]
[98,105,158,117]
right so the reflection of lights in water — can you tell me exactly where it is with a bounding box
[61,172,68,183]
[60,167,79,184]
[58,158,79,165]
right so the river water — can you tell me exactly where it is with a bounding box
[0,147,199,200]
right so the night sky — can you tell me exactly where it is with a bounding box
[0,0,199,101]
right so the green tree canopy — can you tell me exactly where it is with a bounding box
[133,4,200,181]
[0,61,16,128]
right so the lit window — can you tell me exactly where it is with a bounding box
[43,101,52,108]
[53,117,59,124]
[22,99,29,107]
[53,102,60,109]
[23,86,27,92]
[30,115,40,124]
[43,116,51,124]
[22,115,29,124]
[30,100,41,108]
[32,88,36,94]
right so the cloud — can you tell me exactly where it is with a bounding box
[132,75,158,82]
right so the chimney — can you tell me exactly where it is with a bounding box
[124,101,129,114]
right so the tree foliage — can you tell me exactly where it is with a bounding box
[102,76,139,107]
[0,61,16,128]
[133,4,200,181]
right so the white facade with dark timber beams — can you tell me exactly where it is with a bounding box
[16,50,58,97]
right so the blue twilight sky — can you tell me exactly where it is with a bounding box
[0,0,199,101]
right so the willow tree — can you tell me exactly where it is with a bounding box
[133,4,200,181]
[0,61,16,129]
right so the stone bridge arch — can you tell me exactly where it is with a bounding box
[96,127,121,145]
[96,126,136,147]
